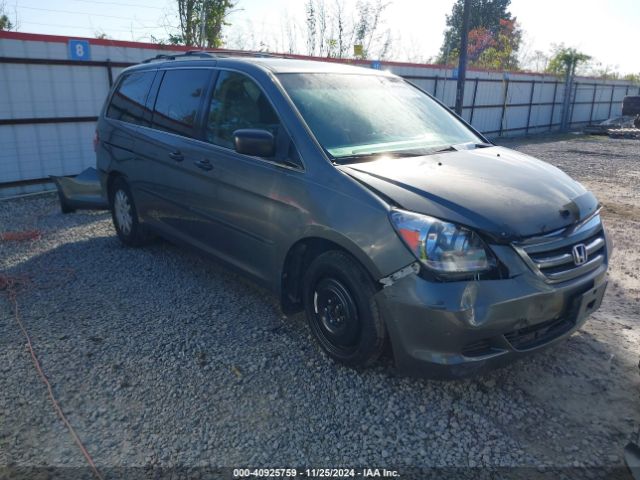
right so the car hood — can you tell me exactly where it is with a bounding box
[338,146,599,241]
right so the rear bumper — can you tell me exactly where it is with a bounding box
[50,167,108,212]
[376,261,608,379]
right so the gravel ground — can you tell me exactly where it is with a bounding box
[1,134,638,479]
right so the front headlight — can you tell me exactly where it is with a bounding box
[390,209,495,274]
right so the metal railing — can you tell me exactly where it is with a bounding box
[404,73,639,136]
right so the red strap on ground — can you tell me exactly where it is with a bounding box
[0,230,42,241]
[1,268,103,480]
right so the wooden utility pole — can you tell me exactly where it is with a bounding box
[560,57,578,132]
[454,0,471,115]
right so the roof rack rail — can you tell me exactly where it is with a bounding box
[141,49,283,64]
[141,51,217,63]
[206,49,282,58]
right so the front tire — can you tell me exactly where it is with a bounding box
[108,177,151,246]
[302,251,386,368]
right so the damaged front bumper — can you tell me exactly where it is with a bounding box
[375,260,608,379]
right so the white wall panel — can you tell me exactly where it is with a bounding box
[1,33,639,197]
[0,123,95,183]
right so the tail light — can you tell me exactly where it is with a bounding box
[93,130,99,151]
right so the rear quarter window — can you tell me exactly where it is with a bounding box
[106,71,155,126]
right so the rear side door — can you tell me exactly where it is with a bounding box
[134,68,218,238]
[196,69,304,285]
[100,70,157,209]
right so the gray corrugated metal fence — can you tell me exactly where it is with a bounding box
[1,32,639,198]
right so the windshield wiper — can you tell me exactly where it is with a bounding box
[430,146,457,154]
[333,150,426,164]
[333,142,494,164]
[426,142,494,155]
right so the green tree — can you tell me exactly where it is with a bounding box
[0,14,12,30]
[352,0,389,59]
[473,18,521,70]
[305,0,317,55]
[304,0,390,59]
[443,17,521,70]
[176,0,237,48]
[623,73,640,84]
[545,45,591,75]
[0,1,15,31]
[437,0,514,64]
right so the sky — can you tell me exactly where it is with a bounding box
[4,0,639,74]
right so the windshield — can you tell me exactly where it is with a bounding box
[278,73,482,160]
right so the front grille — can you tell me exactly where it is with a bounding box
[504,317,574,350]
[513,213,606,284]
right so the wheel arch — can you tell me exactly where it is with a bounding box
[279,231,383,314]
[106,170,126,199]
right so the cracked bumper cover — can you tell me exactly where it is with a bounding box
[375,245,610,379]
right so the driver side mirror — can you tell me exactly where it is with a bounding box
[233,129,275,157]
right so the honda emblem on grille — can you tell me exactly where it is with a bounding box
[572,244,588,266]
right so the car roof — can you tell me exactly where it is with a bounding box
[126,54,393,76]
[233,57,389,74]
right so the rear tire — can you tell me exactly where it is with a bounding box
[108,177,152,247]
[302,250,386,368]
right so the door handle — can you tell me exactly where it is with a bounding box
[195,159,213,171]
[168,150,184,162]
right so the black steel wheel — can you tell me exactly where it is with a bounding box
[312,277,361,356]
[303,251,386,367]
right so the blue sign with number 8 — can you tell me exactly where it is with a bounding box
[68,40,91,61]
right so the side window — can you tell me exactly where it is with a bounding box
[106,71,155,125]
[206,71,280,149]
[152,69,211,138]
